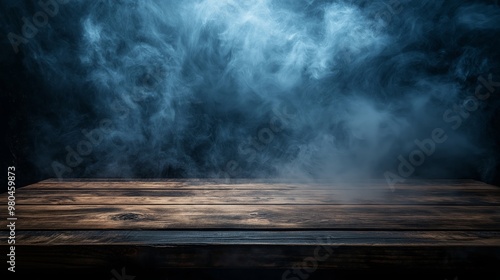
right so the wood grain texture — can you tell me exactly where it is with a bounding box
[6,188,500,205]
[5,231,500,271]
[10,230,500,245]
[1,179,499,274]
[24,178,499,190]
[12,245,500,270]
[2,204,500,230]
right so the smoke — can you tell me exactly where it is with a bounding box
[2,0,500,183]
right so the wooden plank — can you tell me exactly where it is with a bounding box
[22,179,498,191]
[9,230,500,246]
[6,188,500,205]
[9,245,500,271]
[3,179,499,276]
[2,205,499,230]
[38,178,489,184]
[3,231,500,272]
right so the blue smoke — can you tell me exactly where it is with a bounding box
[2,0,500,183]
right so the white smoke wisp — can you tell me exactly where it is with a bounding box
[2,0,499,183]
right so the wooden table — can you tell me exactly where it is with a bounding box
[2,179,500,279]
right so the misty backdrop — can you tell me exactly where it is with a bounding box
[2,0,500,188]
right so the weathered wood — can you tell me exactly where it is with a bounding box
[1,179,499,277]
[12,245,500,271]
[6,188,500,205]
[3,205,500,230]
[11,230,500,245]
[5,231,500,271]
[5,231,500,275]
[25,178,498,190]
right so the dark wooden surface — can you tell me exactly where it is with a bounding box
[1,179,500,279]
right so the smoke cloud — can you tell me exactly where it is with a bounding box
[2,0,500,184]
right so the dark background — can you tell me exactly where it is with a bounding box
[2,0,500,189]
